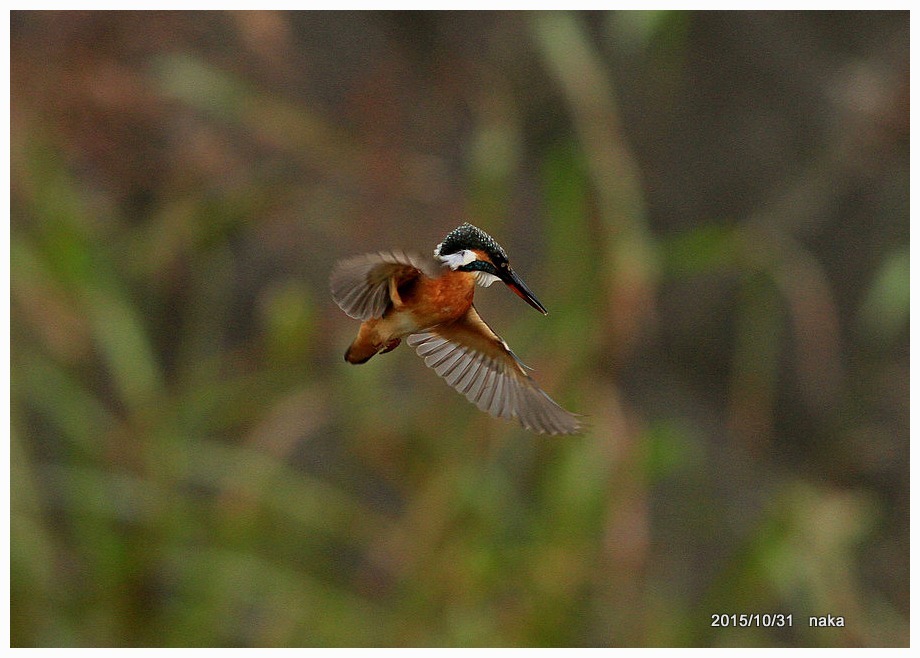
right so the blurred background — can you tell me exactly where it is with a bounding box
[10,10,909,647]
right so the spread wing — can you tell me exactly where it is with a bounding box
[330,250,443,320]
[407,306,581,435]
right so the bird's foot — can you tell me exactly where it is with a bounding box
[379,338,401,354]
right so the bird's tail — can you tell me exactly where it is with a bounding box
[344,341,377,364]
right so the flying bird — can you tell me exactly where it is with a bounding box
[330,223,581,435]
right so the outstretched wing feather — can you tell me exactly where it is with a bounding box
[407,307,581,435]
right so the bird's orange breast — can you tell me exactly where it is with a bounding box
[400,269,476,327]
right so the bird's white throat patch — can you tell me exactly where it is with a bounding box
[436,248,478,270]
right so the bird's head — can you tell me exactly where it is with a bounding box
[434,223,548,315]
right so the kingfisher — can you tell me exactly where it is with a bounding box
[330,223,581,435]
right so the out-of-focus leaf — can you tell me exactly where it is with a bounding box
[857,246,909,348]
[642,419,700,480]
[84,285,164,412]
[15,349,117,458]
[259,279,316,368]
[154,54,252,123]
[609,10,680,53]
[660,223,740,278]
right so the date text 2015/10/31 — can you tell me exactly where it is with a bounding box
[711,614,793,627]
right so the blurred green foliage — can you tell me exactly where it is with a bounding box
[11,10,908,647]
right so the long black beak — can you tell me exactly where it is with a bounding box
[501,267,548,315]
